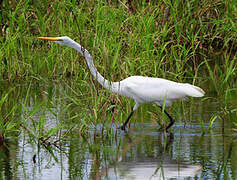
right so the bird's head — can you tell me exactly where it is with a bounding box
[37,36,73,46]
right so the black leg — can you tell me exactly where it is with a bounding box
[120,111,134,131]
[159,106,175,131]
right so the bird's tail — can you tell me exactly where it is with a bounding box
[184,84,205,97]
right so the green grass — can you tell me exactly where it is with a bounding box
[1,0,236,84]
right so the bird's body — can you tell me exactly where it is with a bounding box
[38,36,205,131]
[116,76,204,107]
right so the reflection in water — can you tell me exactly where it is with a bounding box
[109,159,202,179]
[0,142,13,179]
[0,81,236,179]
[107,132,202,179]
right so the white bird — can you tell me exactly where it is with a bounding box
[38,36,205,131]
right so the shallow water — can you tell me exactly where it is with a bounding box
[0,81,236,179]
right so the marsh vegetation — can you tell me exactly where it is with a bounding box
[0,0,236,179]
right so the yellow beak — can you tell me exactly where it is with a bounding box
[37,37,62,41]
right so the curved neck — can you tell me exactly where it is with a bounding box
[69,40,119,93]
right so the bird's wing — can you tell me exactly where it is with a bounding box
[120,76,203,106]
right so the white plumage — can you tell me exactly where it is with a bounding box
[38,36,205,131]
[118,76,204,106]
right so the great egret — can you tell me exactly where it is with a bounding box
[38,36,205,131]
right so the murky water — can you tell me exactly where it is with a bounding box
[0,81,236,179]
